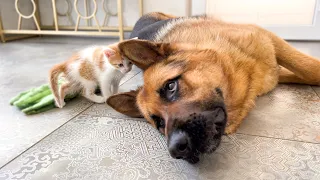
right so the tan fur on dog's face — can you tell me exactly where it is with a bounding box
[137,49,227,136]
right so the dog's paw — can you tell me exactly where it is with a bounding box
[224,125,237,135]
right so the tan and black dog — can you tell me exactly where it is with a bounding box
[107,12,320,163]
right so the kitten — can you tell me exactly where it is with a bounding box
[49,43,133,108]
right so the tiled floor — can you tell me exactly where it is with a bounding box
[0,37,319,180]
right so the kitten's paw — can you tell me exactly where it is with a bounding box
[102,97,108,103]
[54,100,61,108]
[55,100,65,108]
[60,101,66,108]
[93,96,107,104]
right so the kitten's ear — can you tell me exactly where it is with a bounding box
[107,90,143,118]
[103,48,116,58]
[118,39,173,70]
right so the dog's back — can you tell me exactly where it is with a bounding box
[130,12,178,40]
[130,13,210,42]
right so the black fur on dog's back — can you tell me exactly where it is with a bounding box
[130,13,175,40]
[129,13,207,41]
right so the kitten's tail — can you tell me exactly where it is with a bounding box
[49,63,66,108]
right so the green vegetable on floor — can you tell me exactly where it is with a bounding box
[24,104,57,115]
[14,88,51,109]
[10,80,79,115]
[22,94,55,113]
[9,89,30,105]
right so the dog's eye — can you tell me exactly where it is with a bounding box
[160,78,179,102]
[151,115,165,130]
[167,82,176,90]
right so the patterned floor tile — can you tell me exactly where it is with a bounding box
[0,114,319,180]
[0,97,92,168]
[238,84,320,143]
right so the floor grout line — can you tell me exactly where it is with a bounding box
[0,70,142,169]
[310,86,320,99]
[120,71,142,86]
[235,132,320,144]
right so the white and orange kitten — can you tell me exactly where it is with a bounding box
[49,43,133,108]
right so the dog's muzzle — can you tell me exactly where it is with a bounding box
[167,108,227,164]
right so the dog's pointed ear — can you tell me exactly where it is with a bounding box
[118,39,173,70]
[107,90,143,118]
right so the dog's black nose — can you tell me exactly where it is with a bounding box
[168,131,190,159]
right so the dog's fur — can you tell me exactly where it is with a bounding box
[107,12,320,162]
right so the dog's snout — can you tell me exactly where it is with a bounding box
[168,131,190,159]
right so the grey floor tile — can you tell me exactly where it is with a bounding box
[120,65,141,84]
[0,114,319,180]
[238,84,320,143]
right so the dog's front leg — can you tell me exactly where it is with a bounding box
[225,110,249,134]
[224,92,258,134]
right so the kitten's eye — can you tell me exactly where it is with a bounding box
[118,63,123,67]
[129,62,132,65]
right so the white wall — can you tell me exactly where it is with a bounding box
[206,0,316,25]
[192,0,206,15]
[1,0,207,30]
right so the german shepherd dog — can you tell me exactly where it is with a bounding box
[107,12,320,163]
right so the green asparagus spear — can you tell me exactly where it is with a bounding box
[14,88,51,109]
[13,84,49,104]
[22,94,55,113]
[23,92,79,115]
[24,103,56,115]
[9,89,31,105]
